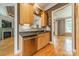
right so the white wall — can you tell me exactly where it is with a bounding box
[0,6,8,16]
[14,3,20,55]
[54,20,58,35]
[0,18,2,27]
[0,5,14,28]
[53,4,72,20]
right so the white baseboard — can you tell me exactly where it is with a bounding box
[14,50,21,56]
[73,49,76,53]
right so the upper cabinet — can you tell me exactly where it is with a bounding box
[19,3,48,27]
[41,11,47,27]
[19,3,34,25]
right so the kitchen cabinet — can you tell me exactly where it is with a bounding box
[36,32,50,50]
[20,32,50,56]
[41,11,47,27]
[22,36,37,56]
[19,3,34,25]
[19,3,47,26]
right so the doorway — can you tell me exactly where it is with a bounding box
[52,4,74,56]
[0,3,15,56]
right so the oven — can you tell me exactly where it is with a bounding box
[2,30,12,40]
[3,31,11,39]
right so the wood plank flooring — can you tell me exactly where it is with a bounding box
[0,37,14,56]
[33,36,73,56]
[33,43,57,56]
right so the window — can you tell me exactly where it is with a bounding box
[65,18,72,33]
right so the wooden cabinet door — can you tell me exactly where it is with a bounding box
[41,11,47,27]
[36,32,50,50]
[20,4,33,25]
[22,37,37,56]
[36,34,45,50]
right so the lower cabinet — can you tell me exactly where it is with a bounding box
[22,36,37,56]
[36,32,50,50]
[22,32,50,56]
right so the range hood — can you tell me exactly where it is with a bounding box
[33,4,42,15]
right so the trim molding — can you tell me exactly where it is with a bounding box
[44,3,57,11]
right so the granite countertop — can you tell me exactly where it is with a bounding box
[19,30,50,38]
[19,32,38,37]
[19,28,50,38]
[19,28,44,32]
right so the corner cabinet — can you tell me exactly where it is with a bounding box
[19,4,34,25]
[41,11,47,27]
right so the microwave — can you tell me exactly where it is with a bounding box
[2,20,12,28]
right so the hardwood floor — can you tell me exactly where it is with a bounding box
[33,36,73,56]
[53,36,73,56]
[33,43,57,56]
[33,44,65,56]
[0,37,14,56]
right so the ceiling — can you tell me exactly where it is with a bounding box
[6,6,14,17]
[37,3,57,11]
[0,3,57,11]
[0,3,15,6]
[0,3,57,17]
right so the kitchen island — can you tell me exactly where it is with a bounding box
[19,29,50,56]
